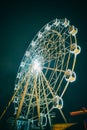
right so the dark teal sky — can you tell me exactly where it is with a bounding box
[0,0,87,129]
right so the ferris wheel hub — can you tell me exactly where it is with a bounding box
[31,59,42,75]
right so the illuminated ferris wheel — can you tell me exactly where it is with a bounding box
[11,18,81,129]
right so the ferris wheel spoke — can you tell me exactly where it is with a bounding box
[34,76,40,122]
[62,27,69,38]
[44,37,65,55]
[59,24,65,34]
[44,61,51,77]
[48,44,64,56]
[48,66,57,85]
[59,109,67,123]
[55,76,65,95]
[15,73,31,120]
[44,46,70,66]
[61,81,70,98]
[48,49,64,86]
[63,33,70,42]
[54,46,66,92]
[44,50,68,70]
[26,85,35,118]
[43,66,65,73]
[55,52,66,94]
[44,59,65,71]
[41,71,54,98]
[47,34,55,43]
[44,47,66,64]
[45,52,66,61]
[41,74,52,126]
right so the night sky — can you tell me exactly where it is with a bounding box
[0,0,87,129]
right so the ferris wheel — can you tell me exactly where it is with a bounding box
[0,18,81,129]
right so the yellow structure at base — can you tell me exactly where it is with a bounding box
[52,123,77,130]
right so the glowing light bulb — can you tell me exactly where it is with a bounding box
[31,59,42,75]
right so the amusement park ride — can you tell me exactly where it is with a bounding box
[0,18,82,130]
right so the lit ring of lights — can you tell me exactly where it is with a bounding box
[13,18,81,127]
